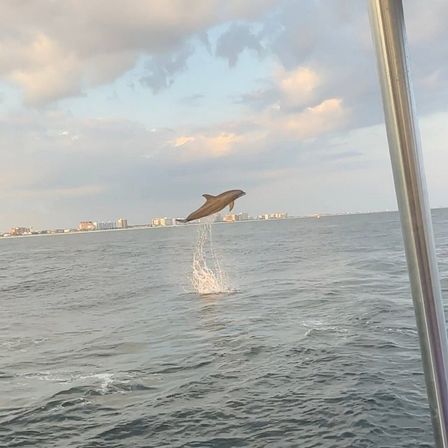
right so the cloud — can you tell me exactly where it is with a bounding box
[403,1,448,113]
[140,43,194,93]
[173,132,245,158]
[239,65,323,112]
[236,60,350,142]
[0,0,276,104]
[273,97,349,138]
[1,0,447,116]
[3,104,447,231]
[277,66,320,107]
[164,94,350,173]
[215,23,264,67]
[174,136,196,147]
[0,99,358,230]
[2,0,448,229]
[260,0,448,128]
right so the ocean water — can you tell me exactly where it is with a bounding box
[2,210,448,447]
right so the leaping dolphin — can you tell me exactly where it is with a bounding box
[176,189,246,223]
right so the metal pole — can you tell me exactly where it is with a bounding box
[368,1,448,446]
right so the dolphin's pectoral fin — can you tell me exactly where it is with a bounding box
[229,201,235,212]
[202,194,215,202]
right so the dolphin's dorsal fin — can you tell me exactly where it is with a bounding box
[202,194,215,201]
[229,201,235,212]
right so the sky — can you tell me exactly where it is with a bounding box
[0,0,447,230]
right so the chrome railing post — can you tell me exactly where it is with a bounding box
[368,1,448,446]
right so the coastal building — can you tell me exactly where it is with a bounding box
[95,221,116,230]
[237,212,249,221]
[270,212,288,219]
[257,212,288,220]
[116,218,128,229]
[9,227,31,236]
[152,217,175,227]
[79,221,96,231]
[223,214,237,222]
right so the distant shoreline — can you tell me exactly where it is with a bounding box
[2,208,447,241]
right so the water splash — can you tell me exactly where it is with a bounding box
[191,218,230,295]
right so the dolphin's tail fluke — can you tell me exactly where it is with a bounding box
[176,218,188,223]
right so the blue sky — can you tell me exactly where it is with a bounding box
[0,0,447,230]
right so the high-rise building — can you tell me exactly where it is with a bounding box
[79,221,96,231]
[270,212,288,219]
[95,221,116,230]
[223,214,237,222]
[152,217,176,227]
[116,218,128,229]
[9,227,31,236]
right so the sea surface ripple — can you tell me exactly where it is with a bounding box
[2,210,448,447]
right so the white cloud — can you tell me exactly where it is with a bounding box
[0,0,276,104]
[277,97,349,138]
[277,66,320,107]
[174,132,245,158]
